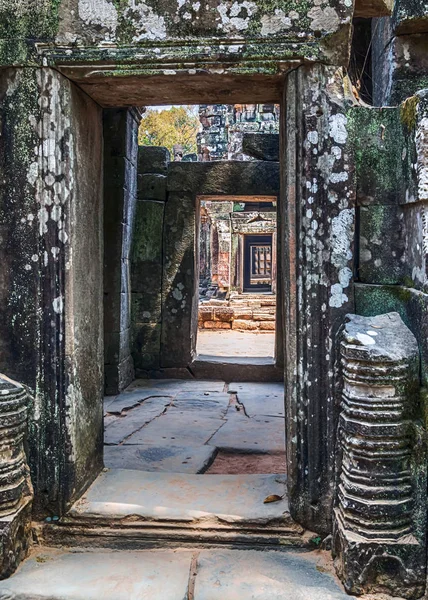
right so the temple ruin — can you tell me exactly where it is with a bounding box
[1,0,428,597]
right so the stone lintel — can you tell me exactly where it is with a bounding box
[354,0,393,18]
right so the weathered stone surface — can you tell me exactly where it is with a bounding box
[70,470,289,525]
[283,65,355,535]
[137,174,167,201]
[358,205,405,284]
[0,549,192,600]
[348,106,416,206]
[194,549,352,600]
[208,412,285,454]
[104,397,172,445]
[161,192,197,368]
[393,0,428,34]
[138,146,170,175]
[132,323,162,372]
[354,0,393,17]
[0,376,33,578]
[168,161,280,195]
[354,283,428,388]
[104,109,138,395]
[242,133,279,161]
[333,313,426,599]
[104,444,216,474]
[123,412,223,447]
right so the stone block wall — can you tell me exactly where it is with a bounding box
[352,93,428,388]
[131,146,169,374]
[197,104,279,161]
[103,109,139,395]
[372,2,428,106]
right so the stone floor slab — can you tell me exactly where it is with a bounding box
[124,412,225,446]
[0,548,191,600]
[194,550,353,600]
[127,379,225,393]
[104,397,172,445]
[70,469,289,524]
[229,382,284,394]
[104,444,216,473]
[237,391,284,418]
[208,412,285,454]
[105,390,173,415]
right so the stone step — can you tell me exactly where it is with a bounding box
[39,469,307,550]
[0,547,351,600]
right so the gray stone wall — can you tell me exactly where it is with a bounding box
[372,2,428,106]
[103,109,139,395]
[0,67,104,517]
[131,147,169,373]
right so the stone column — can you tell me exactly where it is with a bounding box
[131,146,169,374]
[333,312,426,599]
[103,108,139,394]
[0,375,33,578]
[282,65,356,534]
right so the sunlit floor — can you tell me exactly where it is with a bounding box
[197,330,275,358]
[104,379,285,475]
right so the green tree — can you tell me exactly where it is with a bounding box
[138,106,199,155]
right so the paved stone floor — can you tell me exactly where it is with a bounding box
[0,547,355,600]
[104,379,285,474]
[196,330,275,358]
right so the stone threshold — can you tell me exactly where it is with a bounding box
[40,469,307,550]
[191,358,283,382]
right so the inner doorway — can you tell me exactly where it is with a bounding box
[244,234,273,292]
[197,196,277,361]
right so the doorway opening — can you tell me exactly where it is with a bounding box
[197,195,278,361]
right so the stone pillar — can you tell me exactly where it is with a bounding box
[131,146,169,374]
[0,67,104,517]
[333,312,426,599]
[0,375,33,578]
[103,109,139,394]
[282,65,356,534]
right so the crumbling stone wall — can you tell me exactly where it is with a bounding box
[198,104,279,161]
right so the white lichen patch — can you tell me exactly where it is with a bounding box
[308,5,340,33]
[217,0,257,33]
[416,117,428,201]
[78,0,118,37]
[260,9,292,35]
[126,0,167,41]
[329,113,348,145]
[53,295,64,314]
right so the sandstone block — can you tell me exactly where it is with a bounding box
[204,321,231,330]
[259,321,275,330]
[232,320,259,331]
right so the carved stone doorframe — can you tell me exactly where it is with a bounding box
[282,65,356,534]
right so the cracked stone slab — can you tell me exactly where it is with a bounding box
[0,548,192,600]
[104,390,173,415]
[104,444,216,474]
[194,550,353,600]
[170,394,230,418]
[237,392,284,418]
[104,397,172,445]
[208,412,285,454]
[229,382,284,395]
[127,379,225,393]
[70,469,289,525]
[123,412,225,446]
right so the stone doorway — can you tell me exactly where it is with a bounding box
[197,195,278,362]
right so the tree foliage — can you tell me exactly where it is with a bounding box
[138,106,199,155]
